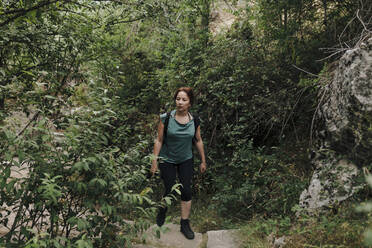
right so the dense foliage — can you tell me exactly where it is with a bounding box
[1,0,371,246]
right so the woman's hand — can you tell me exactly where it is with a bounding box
[199,162,207,174]
[151,160,158,176]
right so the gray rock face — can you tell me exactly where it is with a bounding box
[299,158,362,211]
[321,38,372,165]
[300,37,372,211]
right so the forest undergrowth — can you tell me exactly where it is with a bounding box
[1,0,372,247]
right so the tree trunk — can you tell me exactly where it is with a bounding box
[200,0,211,47]
[323,0,328,27]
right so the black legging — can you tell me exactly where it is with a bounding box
[159,158,193,201]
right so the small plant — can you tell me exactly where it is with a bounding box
[356,174,372,246]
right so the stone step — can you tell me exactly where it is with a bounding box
[133,223,203,248]
[132,223,242,248]
[207,229,240,248]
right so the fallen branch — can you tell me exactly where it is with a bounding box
[16,111,40,138]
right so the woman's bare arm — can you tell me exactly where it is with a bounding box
[194,126,206,173]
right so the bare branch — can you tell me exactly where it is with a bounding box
[355,8,372,47]
[291,64,320,77]
[310,86,327,146]
[317,48,348,62]
[279,87,307,141]
[17,111,40,138]
[356,9,368,31]
[338,14,357,48]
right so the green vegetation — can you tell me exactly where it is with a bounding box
[237,204,366,247]
[1,0,371,247]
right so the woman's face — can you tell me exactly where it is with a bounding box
[176,91,191,112]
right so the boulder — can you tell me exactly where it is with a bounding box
[300,37,372,211]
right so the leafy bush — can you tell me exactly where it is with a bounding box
[0,90,156,247]
[195,32,315,150]
[286,202,366,247]
[211,140,305,218]
[237,203,366,248]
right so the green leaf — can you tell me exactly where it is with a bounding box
[67,217,78,225]
[0,178,6,190]
[73,161,90,171]
[53,240,64,248]
[86,157,97,163]
[111,147,120,153]
[164,197,171,205]
[173,188,181,195]
[156,229,161,239]
[136,206,148,216]
[28,10,37,21]
[76,182,87,192]
[366,175,372,187]
[83,162,90,171]
[77,219,88,231]
[4,166,11,178]
[42,135,49,142]
[97,179,107,187]
[17,150,25,163]
[73,161,84,171]
[89,178,107,188]
[76,238,93,248]
[140,187,152,196]
[4,130,14,140]
[6,179,17,192]
[101,135,108,145]
[21,70,35,77]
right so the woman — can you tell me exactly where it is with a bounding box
[151,87,206,240]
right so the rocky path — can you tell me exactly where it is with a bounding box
[133,223,241,248]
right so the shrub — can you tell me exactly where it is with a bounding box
[0,91,155,247]
[211,140,306,218]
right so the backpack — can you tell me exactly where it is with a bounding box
[163,112,200,144]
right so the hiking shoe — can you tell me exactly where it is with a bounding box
[180,219,194,240]
[156,207,167,227]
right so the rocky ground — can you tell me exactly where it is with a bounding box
[133,223,241,248]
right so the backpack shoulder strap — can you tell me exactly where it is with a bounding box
[163,112,171,143]
[191,113,200,143]
[193,114,200,131]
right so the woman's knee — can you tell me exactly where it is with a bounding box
[180,186,192,201]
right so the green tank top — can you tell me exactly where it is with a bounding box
[159,110,195,164]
